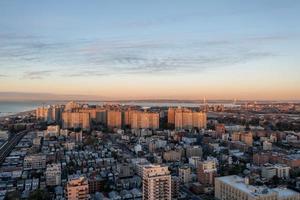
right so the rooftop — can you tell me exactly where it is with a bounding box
[273,188,300,198]
[217,175,299,198]
[218,175,273,197]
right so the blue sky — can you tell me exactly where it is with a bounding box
[0,0,299,100]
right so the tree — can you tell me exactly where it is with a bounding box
[84,136,97,146]
[28,189,51,200]
[228,164,244,175]
[271,175,280,186]
[5,191,20,200]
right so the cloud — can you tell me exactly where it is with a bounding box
[0,32,294,78]
[67,70,107,77]
[77,38,276,76]
[0,91,107,101]
[245,35,299,43]
[22,70,53,79]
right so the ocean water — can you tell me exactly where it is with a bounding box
[0,101,72,117]
[0,100,237,117]
[0,101,41,117]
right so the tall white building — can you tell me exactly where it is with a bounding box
[142,165,171,200]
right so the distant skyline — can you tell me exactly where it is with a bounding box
[0,0,300,100]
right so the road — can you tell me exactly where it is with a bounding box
[115,141,136,157]
[0,130,28,165]
[107,134,136,158]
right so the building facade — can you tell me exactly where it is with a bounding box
[23,154,46,170]
[179,166,191,184]
[215,175,300,200]
[107,110,122,128]
[62,112,90,130]
[142,165,171,200]
[173,108,207,130]
[197,160,217,186]
[46,164,61,186]
[66,176,89,200]
[131,111,159,130]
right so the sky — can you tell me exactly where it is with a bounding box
[0,0,299,100]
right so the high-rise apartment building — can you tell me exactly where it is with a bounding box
[183,111,193,129]
[36,106,48,120]
[131,111,159,129]
[174,108,184,129]
[77,108,97,121]
[173,108,207,130]
[123,109,133,126]
[142,165,171,200]
[36,105,62,123]
[95,108,107,124]
[65,101,81,111]
[76,108,107,124]
[167,108,175,125]
[192,111,207,129]
[107,110,122,128]
[62,112,90,130]
[66,176,89,200]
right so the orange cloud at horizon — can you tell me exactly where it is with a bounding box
[1,68,299,100]
[0,83,299,101]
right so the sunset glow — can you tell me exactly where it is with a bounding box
[0,0,300,100]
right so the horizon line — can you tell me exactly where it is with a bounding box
[0,91,299,102]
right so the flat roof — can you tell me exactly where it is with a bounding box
[217,175,299,198]
[217,175,275,197]
[273,188,300,198]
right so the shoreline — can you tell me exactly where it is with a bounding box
[0,110,35,121]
